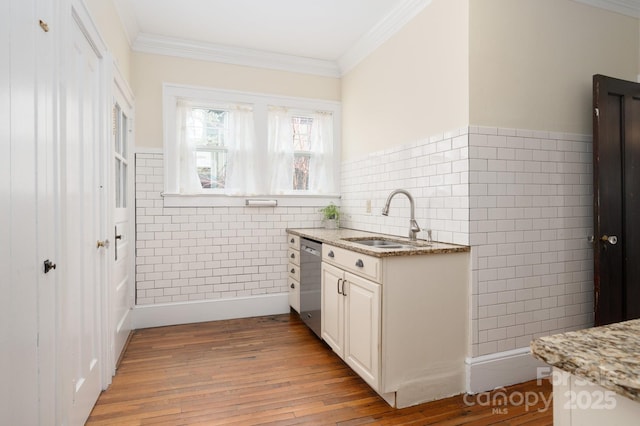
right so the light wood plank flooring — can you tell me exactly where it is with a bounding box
[87,313,552,425]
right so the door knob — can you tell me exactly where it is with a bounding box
[43,259,56,273]
[601,235,618,245]
[96,239,110,249]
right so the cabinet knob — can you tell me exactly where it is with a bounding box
[290,268,295,274]
[290,283,295,289]
[290,253,295,259]
[328,250,335,258]
[355,259,364,268]
[290,238,295,243]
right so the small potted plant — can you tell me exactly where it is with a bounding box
[319,203,340,229]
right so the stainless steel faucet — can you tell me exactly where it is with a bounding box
[381,189,421,241]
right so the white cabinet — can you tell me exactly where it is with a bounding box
[321,262,344,355]
[344,271,381,390]
[287,233,300,312]
[321,242,469,408]
[321,253,381,391]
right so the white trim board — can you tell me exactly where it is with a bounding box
[133,33,341,78]
[465,347,549,394]
[132,293,290,329]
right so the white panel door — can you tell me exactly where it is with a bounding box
[59,8,106,425]
[0,1,40,424]
[110,84,134,369]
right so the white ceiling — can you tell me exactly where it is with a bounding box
[113,0,640,76]
[113,0,430,76]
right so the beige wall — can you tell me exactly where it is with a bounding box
[132,53,341,149]
[469,0,639,135]
[84,0,131,81]
[341,0,470,161]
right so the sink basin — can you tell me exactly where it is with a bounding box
[346,238,419,249]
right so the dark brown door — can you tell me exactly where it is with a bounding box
[593,74,640,326]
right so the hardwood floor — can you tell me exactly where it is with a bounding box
[87,313,553,425]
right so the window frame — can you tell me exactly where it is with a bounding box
[163,83,341,207]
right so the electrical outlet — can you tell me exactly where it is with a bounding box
[366,200,372,213]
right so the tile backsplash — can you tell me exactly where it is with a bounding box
[340,128,470,245]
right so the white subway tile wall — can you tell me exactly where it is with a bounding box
[467,127,593,357]
[340,128,471,246]
[134,153,323,305]
[339,126,594,357]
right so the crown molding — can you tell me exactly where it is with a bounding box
[573,0,640,18]
[118,0,430,77]
[132,33,341,78]
[338,0,432,75]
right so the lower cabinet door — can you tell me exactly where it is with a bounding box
[344,272,381,390]
[321,262,344,357]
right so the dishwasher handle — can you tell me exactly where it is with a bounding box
[301,245,321,257]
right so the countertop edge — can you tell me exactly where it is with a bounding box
[530,319,640,403]
[286,228,470,258]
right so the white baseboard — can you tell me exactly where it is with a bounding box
[465,347,549,394]
[132,293,290,329]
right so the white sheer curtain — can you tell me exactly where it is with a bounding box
[226,106,258,195]
[309,111,336,193]
[268,107,294,194]
[177,100,203,194]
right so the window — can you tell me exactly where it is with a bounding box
[163,84,340,203]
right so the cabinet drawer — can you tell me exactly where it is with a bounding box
[322,244,380,283]
[287,248,300,266]
[288,262,300,282]
[288,278,300,312]
[287,234,300,249]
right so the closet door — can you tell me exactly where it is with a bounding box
[58,2,109,423]
[0,0,56,424]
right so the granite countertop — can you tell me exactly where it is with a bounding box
[286,227,469,258]
[530,319,640,402]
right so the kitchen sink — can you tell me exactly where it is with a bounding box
[345,238,421,249]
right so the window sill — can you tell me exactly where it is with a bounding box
[162,193,341,208]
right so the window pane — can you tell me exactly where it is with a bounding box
[115,159,121,208]
[114,104,121,154]
[292,116,313,151]
[121,162,127,208]
[121,114,128,159]
[293,154,309,190]
[196,150,227,189]
[188,108,228,148]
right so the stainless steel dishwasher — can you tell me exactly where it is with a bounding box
[299,238,322,338]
